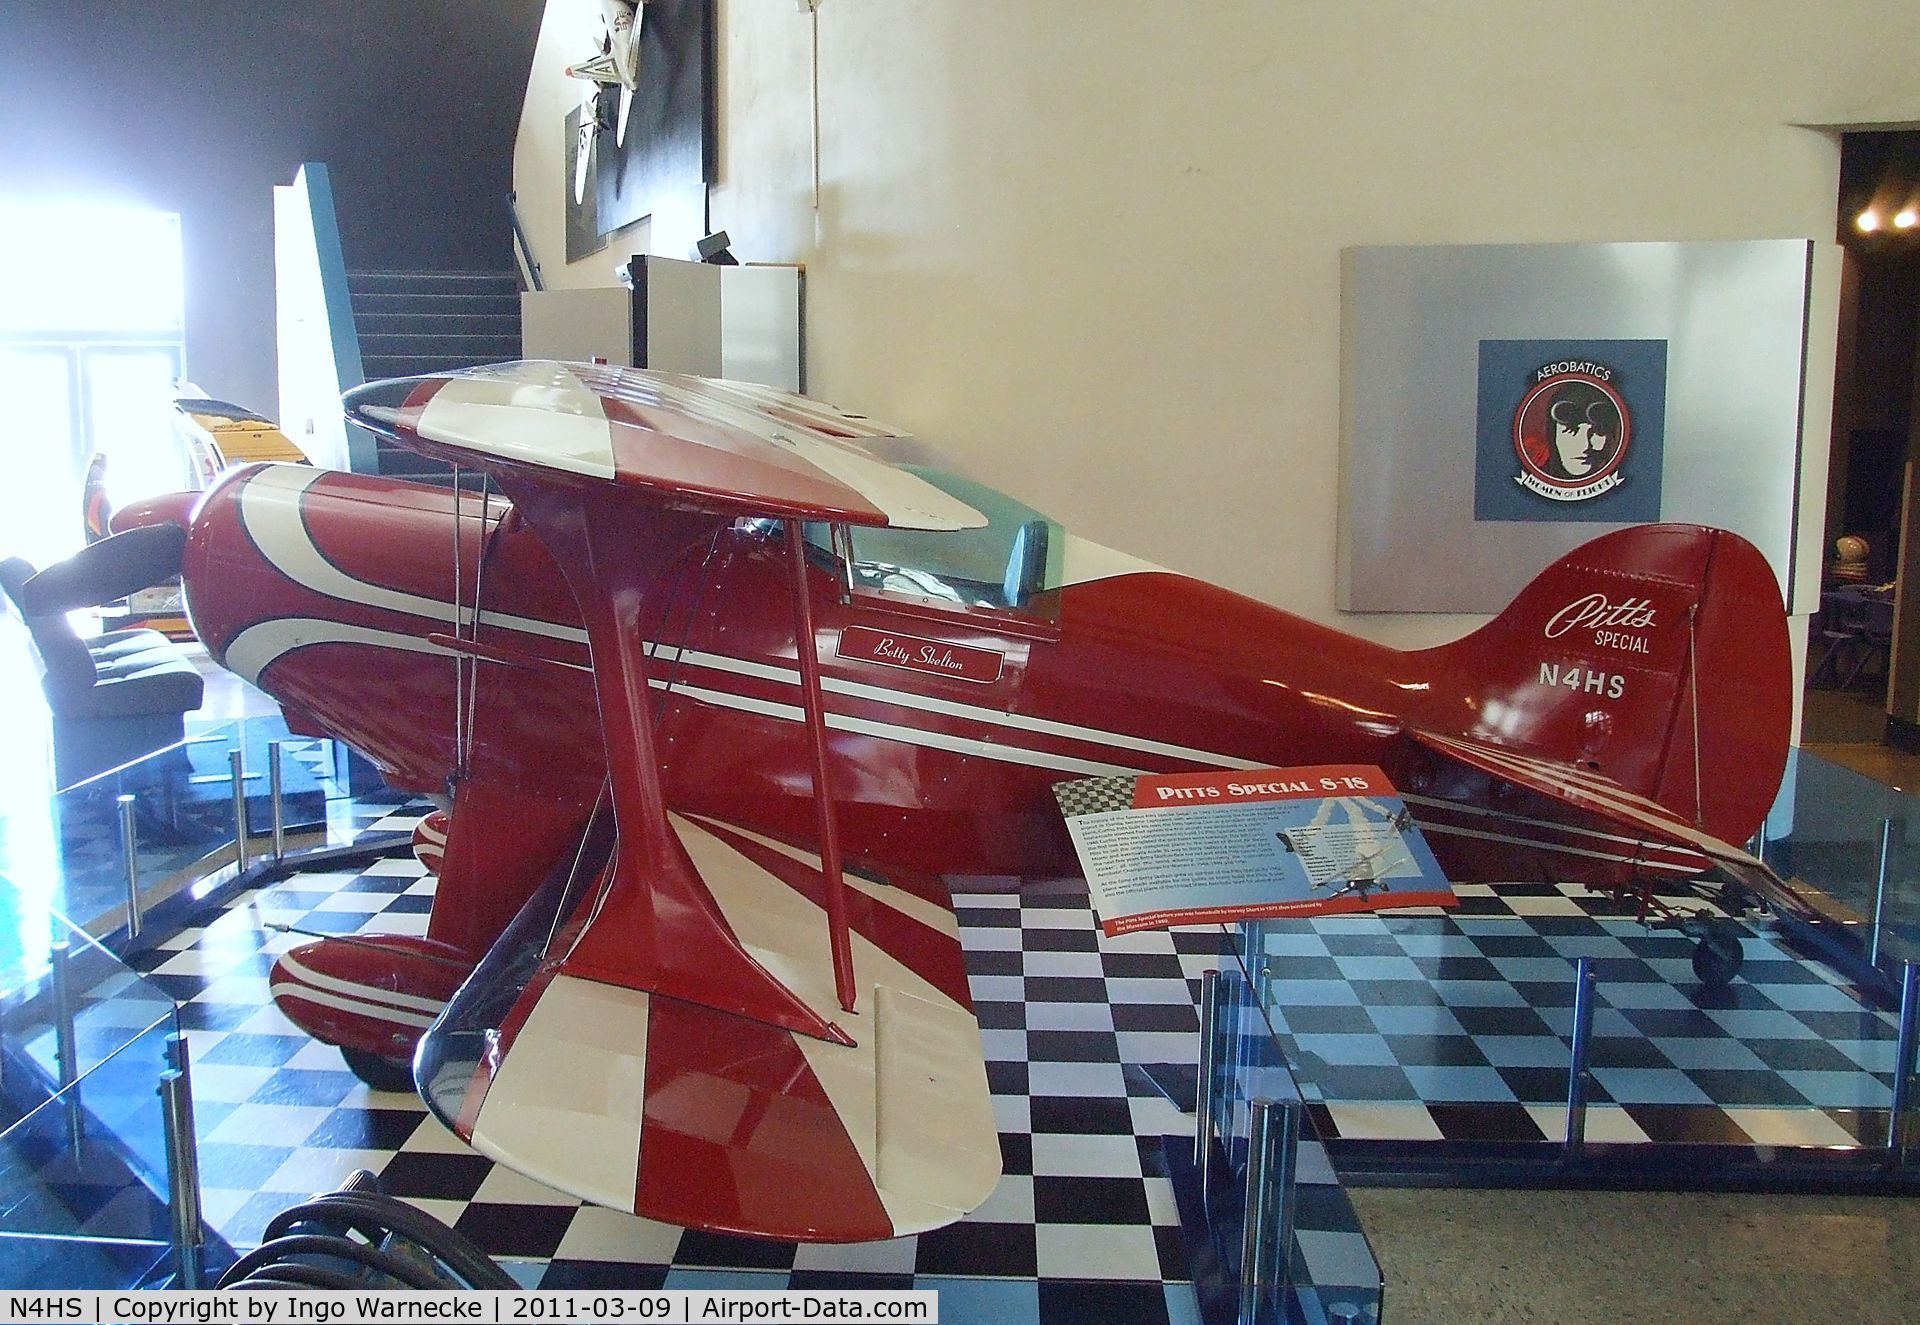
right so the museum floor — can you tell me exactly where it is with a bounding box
[1354,1186,1919,1325]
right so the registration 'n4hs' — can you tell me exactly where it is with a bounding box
[104,361,1810,1242]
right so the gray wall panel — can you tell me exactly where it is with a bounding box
[1339,240,1811,613]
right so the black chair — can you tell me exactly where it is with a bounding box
[1807,589,1859,689]
[2,549,204,786]
[1841,595,1895,691]
[1809,586,1896,693]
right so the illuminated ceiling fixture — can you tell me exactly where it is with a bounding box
[1896,208,1919,230]
[1857,209,1882,232]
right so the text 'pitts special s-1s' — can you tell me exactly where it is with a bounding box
[107,360,1810,1242]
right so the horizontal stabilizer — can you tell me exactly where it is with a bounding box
[1405,729,1816,920]
[344,361,986,531]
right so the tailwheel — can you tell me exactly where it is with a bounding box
[1690,929,1744,987]
[342,1047,416,1093]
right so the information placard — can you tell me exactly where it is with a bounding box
[1053,764,1455,935]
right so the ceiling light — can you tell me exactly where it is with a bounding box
[1858,210,1882,232]
[1896,209,1918,230]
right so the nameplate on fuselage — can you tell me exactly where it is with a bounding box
[836,625,1004,684]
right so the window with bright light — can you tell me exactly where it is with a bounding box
[0,206,184,335]
[0,204,187,567]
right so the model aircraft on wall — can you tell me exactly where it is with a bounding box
[99,360,1813,1242]
[567,1,646,205]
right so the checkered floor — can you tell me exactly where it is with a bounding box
[1251,881,1907,1150]
[128,827,1300,1322]
[110,829,1906,1316]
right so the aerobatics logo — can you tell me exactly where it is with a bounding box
[1474,339,1667,524]
[1510,361,1632,502]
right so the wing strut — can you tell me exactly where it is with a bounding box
[785,519,858,1013]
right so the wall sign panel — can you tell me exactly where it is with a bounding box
[1338,240,1811,613]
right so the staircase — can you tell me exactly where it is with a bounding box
[347,270,522,476]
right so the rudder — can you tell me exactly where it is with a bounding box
[1413,525,1791,847]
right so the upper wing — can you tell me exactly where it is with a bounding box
[345,360,986,531]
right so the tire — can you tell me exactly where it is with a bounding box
[1691,930,1744,987]
[341,1047,416,1093]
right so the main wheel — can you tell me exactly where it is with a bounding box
[341,1047,415,1093]
[1691,930,1744,987]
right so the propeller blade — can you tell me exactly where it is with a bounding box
[22,524,187,615]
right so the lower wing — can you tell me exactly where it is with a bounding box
[415,805,1001,1243]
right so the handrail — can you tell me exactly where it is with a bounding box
[508,191,545,292]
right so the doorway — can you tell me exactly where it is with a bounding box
[1806,133,1920,779]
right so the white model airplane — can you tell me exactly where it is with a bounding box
[569,1,645,205]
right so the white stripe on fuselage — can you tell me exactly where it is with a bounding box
[269,981,440,1030]
[237,465,588,644]
[276,951,449,1014]
[650,643,1265,771]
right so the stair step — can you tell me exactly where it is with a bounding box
[357,312,520,336]
[360,333,522,358]
[350,292,521,319]
[348,269,519,295]
[362,354,521,377]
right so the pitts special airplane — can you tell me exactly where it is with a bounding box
[97,360,1810,1242]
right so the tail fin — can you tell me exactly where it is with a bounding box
[1413,524,1790,846]
[81,452,112,544]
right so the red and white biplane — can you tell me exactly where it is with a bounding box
[109,360,1810,1242]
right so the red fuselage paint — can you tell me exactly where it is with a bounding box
[181,464,1787,896]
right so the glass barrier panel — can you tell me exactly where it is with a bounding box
[50,725,237,940]
[200,715,416,851]
[1219,933,1386,1325]
[1238,902,1903,1158]
[3,926,180,1162]
[0,916,179,1288]
[1766,748,1920,964]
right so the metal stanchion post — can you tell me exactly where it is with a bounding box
[229,748,249,871]
[1196,969,1223,1202]
[1564,956,1598,1164]
[1870,818,1896,970]
[1888,961,1919,1167]
[268,739,286,862]
[1238,1096,1301,1325]
[1242,921,1273,1012]
[1219,969,1247,1175]
[159,1034,205,1287]
[118,793,142,941]
[50,939,84,1157]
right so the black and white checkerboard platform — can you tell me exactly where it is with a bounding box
[129,821,1331,1324]
[120,822,1909,1318]
[1249,882,1907,1150]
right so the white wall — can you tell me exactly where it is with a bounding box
[516,0,1920,649]
[274,169,355,472]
